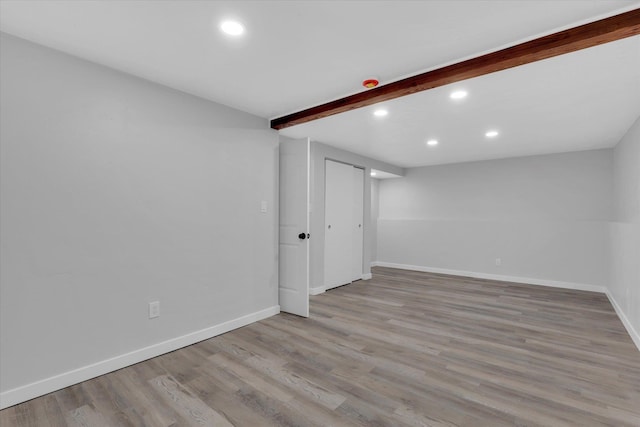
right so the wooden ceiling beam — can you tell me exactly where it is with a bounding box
[271,9,640,130]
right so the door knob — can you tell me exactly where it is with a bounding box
[298,233,307,240]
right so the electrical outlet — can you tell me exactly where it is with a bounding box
[149,301,160,319]
[495,258,502,266]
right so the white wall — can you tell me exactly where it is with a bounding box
[377,149,612,289]
[308,142,402,293]
[370,179,380,263]
[609,116,640,346]
[0,33,279,407]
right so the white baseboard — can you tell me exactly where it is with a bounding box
[605,291,640,352]
[309,286,326,295]
[374,262,607,294]
[0,305,280,410]
[311,274,372,295]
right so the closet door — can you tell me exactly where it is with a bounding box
[352,167,364,281]
[324,160,354,290]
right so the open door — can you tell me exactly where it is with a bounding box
[278,137,310,317]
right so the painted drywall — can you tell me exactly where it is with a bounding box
[609,116,640,344]
[0,33,279,404]
[377,149,612,288]
[309,142,402,292]
[370,179,380,263]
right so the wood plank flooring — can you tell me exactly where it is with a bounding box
[2,267,639,426]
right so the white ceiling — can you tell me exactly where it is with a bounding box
[1,0,639,168]
[283,36,640,167]
[371,169,402,180]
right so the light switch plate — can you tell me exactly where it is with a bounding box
[149,301,160,319]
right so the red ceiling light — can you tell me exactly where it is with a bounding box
[362,78,379,89]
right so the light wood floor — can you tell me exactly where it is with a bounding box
[2,267,639,426]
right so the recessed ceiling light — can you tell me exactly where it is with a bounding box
[373,109,388,117]
[426,139,439,146]
[371,172,377,176]
[220,20,245,36]
[485,130,499,138]
[450,90,468,100]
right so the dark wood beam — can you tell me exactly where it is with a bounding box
[271,9,640,130]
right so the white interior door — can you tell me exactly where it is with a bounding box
[279,137,310,317]
[325,160,354,290]
[352,167,364,281]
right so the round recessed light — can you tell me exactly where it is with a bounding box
[485,130,499,138]
[220,20,245,36]
[426,139,439,146]
[371,172,377,177]
[450,90,468,100]
[373,109,388,117]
